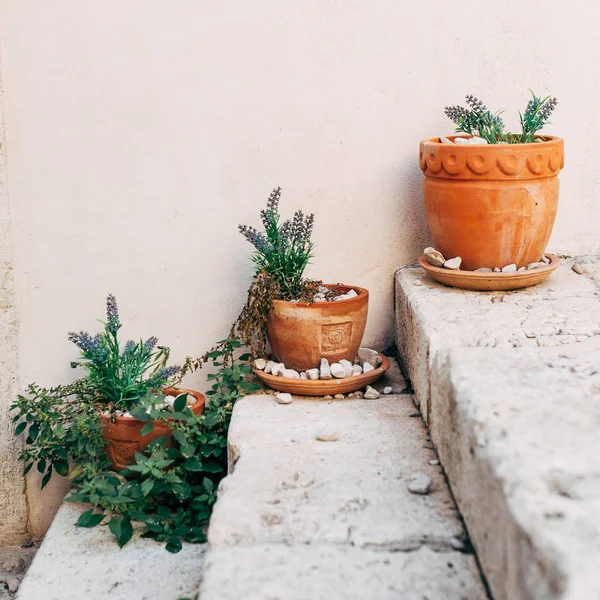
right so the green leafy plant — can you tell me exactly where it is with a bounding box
[12,298,257,553]
[444,91,558,144]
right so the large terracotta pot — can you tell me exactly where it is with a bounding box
[419,135,564,271]
[266,285,369,372]
[101,387,205,471]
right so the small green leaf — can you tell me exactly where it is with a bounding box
[183,457,203,472]
[140,422,155,437]
[76,509,104,528]
[27,423,40,442]
[23,462,33,476]
[41,467,53,489]
[165,535,183,554]
[65,492,89,503]
[54,458,69,477]
[129,408,154,421]
[37,458,47,474]
[202,460,224,474]
[141,479,154,496]
[172,430,187,446]
[173,393,188,413]
[15,422,27,436]
[109,516,134,548]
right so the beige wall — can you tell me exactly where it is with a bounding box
[1,0,600,535]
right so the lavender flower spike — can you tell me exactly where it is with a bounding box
[106,294,121,333]
[144,336,159,350]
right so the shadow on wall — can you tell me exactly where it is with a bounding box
[395,156,431,266]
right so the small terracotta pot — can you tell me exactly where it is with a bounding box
[419,135,564,271]
[101,387,205,471]
[266,285,369,372]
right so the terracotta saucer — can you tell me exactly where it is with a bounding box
[419,254,559,291]
[254,354,390,396]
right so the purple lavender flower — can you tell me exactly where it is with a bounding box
[68,331,107,361]
[155,365,181,381]
[123,340,136,355]
[144,336,158,350]
[106,294,121,334]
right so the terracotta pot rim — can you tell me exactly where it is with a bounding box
[271,284,369,309]
[421,134,563,148]
[100,387,205,424]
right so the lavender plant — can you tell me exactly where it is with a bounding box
[239,187,315,300]
[444,91,558,144]
[68,295,180,411]
[12,297,250,553]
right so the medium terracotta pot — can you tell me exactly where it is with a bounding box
[419,135,564,271]
[266,285,369,372]
[101,387,205,471]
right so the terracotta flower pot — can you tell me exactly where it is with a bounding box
[266,285,369,372]
[101,387,205,471]
[419,135,564,271]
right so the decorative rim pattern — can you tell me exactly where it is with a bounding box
[419,136,564,180]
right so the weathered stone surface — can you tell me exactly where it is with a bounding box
[395,260,600,600]
[200,394,486,599]
[17,503,206,600]
[0,546,36,598]
[0,55,28,545]
[201,545,485,600]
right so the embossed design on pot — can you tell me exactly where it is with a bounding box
[105,440,140,471]
[321,322,352,354]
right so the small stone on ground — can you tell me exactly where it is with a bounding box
[408,472,432,495]
[275,393,293,405]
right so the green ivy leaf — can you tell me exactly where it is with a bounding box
[173,393,188,413]
[109,516,134,548]
[141,479,154,497]
[54,458,69,477]
[140,422,155,437]
[129,408,154,421]
[41,467,53,489]
[165,535,183,554]
[76,509,104,528]
[183,457,203,472]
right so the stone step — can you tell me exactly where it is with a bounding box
[198,369,488,599]
[16,503,206,600]
[395,258,600,600]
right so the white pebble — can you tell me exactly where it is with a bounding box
[424,247,446,267]
[454,137,470,144]
[443,257,462,270]
[501,264,517,273]
[572,263,584,275]
[527,262,543,270]
[339,359,353,368]
[330,363,346,379]
[316,430,338,442]
[383,386,393,394]
[407,472,432,495]
[300,372,307,379]
[414,279,423,286]
[429,459,440,466]
[440,136,453,144]
[264,360,276,374]
[333,394,345,400]
[541,255,550,264]
[271,362,285,376]
[306,368,320,380]
[319,358,332,380]
[474,267,492,273]
[254,358,267,370]
[517,266,526,272]
[469,136,488,145]
[281,368,300,379]
[344,289,358,299]
[276,393,293,405]
[362,362,375,374]
[364,386,380,399]
[493,267,501,272]
[352,364,362,376]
